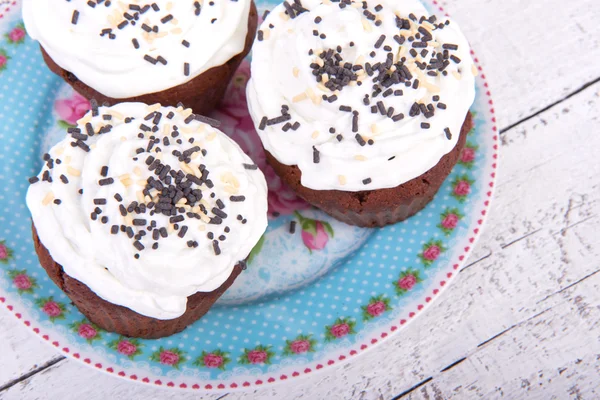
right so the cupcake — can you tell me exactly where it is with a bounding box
[26,102,268,339]
[22,0,258,115]
[247,0,476,227]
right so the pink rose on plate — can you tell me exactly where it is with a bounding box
[42,301,62,317]
[454,181,471,196]
[330,323,350,338]
[13,274,32,290]
[290,340,311,354]
[159,350,180,366]
[267,171,310,216]
[55,93,91,126]
[423,245,441,261]
[302,221,329,251]
[461,147,475,163]
[441,214,459,230]
[203,353,224,368]
[0,243,9,260]
[0,54,7,69]
[325,318,355,341]
[366,301,387,317]
[268,191,309,217]
[247,350,268,364]
[398,275,417,291]
[8,27,26,43]
[295,212,334,252]
[117,341,137,356]
[78,323,98,339]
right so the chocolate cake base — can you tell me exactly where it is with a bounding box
[32,225,242,339]
[40,2,258,116]
[266,112,473,228]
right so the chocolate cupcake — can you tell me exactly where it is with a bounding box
[247,0,476,227]
[23,0,258,115]
[26,102,268,339]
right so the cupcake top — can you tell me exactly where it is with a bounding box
[23,0,252,98]
[26,102,268,320]
[247,0,476,191]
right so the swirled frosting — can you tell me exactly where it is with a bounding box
[23,0,252,98]
[26,102,268,320]
[247,0,476,191]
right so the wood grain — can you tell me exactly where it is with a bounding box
[1,0,600,398]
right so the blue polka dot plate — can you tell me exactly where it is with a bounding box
[0,0,498,391]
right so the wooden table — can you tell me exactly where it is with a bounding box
[2,0,599,398]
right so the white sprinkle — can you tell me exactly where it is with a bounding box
[42,191,55,206]
[147,103,162,112]
[77,114,92,125]
[292,92,308,103]
[67,166,81,176]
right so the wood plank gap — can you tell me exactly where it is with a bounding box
[460,250,493,272]
[440,357,467,372]
[499,76,600,134]
[536,268,600,305]
[476,307,553,348]
[555,215,596,236]
[500,228,543,249]
[0,356,66,393]
[392,377,433,399]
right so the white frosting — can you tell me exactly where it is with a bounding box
[26,102,268,320]
[23,0,251,98]
[247,0,476,191]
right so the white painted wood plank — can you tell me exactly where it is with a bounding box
[440,0,600,129]
[405,272,600,400]
[2,59,599,400]
[0,311,63,386]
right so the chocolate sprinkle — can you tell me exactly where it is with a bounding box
[212,240,221,255]
[355,134,366,146]
[178,226,188,238]
[99,178,114,186]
